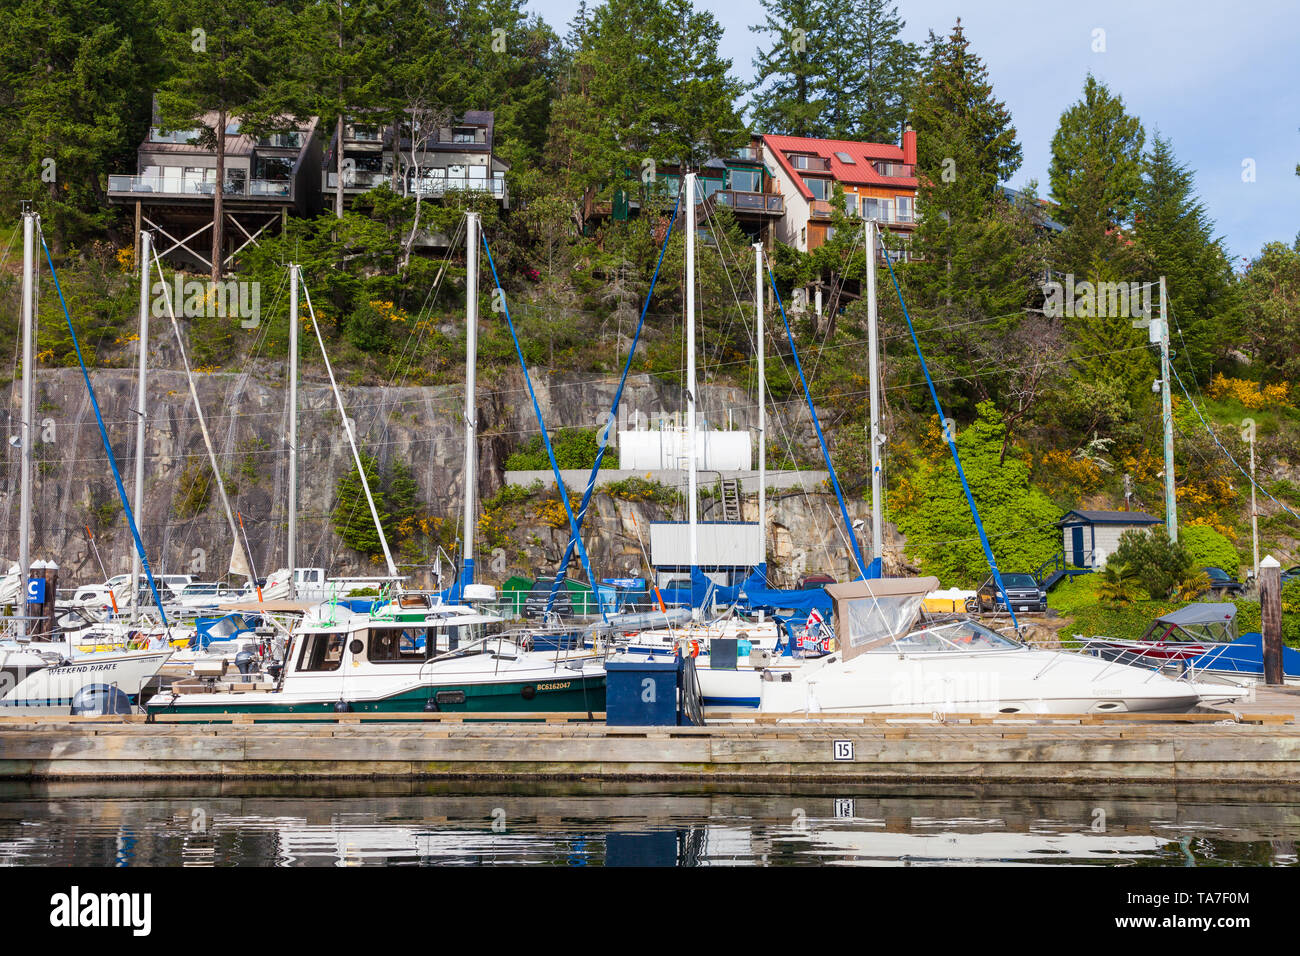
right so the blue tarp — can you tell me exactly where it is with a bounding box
[1189,632,1300,679]
[655,564,834,621]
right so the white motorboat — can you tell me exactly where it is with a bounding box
[0,639,171,714]
[735,578,1230,715]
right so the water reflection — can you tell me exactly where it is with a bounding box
[0,780,1296,867]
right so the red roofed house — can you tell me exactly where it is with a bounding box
[761,128,918,255]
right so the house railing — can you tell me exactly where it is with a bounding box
[108,174,292,199]
[326,170,389,189]
[810,199,833,218]
[713,190,783,213]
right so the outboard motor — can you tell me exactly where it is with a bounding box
[234,649,257,677]
[70,684,133,716]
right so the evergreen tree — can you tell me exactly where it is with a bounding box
[1047,75,1145,272]
[156,0,300,279]
[1132,134,1241,379]
[548,0,744,220]
[749,0,825,136]
[333,451,388,555]
[853,0,918,143]
[0,0,163,245]
[1240,239,1300,381]
[901,20,1036,416]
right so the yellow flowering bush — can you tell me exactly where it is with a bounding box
[1206,374,1292,409]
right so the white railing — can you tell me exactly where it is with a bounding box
[108,174,292,199]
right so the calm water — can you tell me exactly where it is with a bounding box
[0,780,1297,866]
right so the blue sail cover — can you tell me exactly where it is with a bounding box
[656,564,832,621]
[1188,632,1300,679]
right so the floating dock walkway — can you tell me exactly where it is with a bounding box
[3,689,1300,784]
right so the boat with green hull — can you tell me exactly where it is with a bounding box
[146,597,606,720]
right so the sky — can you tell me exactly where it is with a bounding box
[524,0,1300,266]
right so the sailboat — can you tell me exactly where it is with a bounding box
[0,212,174,711]
[149,214,608,717]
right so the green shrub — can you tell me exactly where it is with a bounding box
[505,428,600,470]
[1180,524,1240,573]
[1112,528,1193,600]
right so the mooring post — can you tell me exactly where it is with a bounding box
[1260,554,1283,685]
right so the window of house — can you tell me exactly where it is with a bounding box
[844,193,858,216]
[297,633,346,672]
[800,227,806,247]
[896,196,912,223]
[452,127,478,144]
[255,156,292,180]
[730,168,760,193]
[803,177,831,201]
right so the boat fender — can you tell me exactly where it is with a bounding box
[333,700,352,713]
[424,697,440,712]
[521,685,536,701]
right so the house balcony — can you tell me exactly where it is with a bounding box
[108,174,293,200]
[810,199,833,219]
[325,170,390,191]
[712,190,784,216]
[325,171,508,202]
[729,146,763,163]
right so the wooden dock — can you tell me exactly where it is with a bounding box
[2,688,1300,784]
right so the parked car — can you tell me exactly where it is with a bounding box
[798,573,837,590]
[973,573,1047,613]
[1201,566,1245,597]
[523,577,574,619]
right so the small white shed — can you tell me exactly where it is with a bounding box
[1057,510,1162,568]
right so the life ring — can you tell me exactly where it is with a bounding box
[520,635,533,652]
[688,640,700,658]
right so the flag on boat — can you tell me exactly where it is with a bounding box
[798,608,831,655]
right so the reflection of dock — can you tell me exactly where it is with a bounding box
[3,700,1300,783]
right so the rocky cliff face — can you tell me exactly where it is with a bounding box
[2,359,879,588]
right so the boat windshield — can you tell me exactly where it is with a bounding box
[866,619,1022,653]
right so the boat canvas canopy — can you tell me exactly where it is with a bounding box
[825,576,940,661]
[1143,602,1238,644]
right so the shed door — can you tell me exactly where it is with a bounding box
[1071,526,1085,567]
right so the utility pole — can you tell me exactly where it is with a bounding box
[1159,276,1176,543]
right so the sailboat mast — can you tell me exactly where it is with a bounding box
[865,218,883,568]
[18,210,35,636]
[685,173,698,570]
[462,212,479,587]
[754,241,764,544]
[131,230,151,621]
[287,263,299,599]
